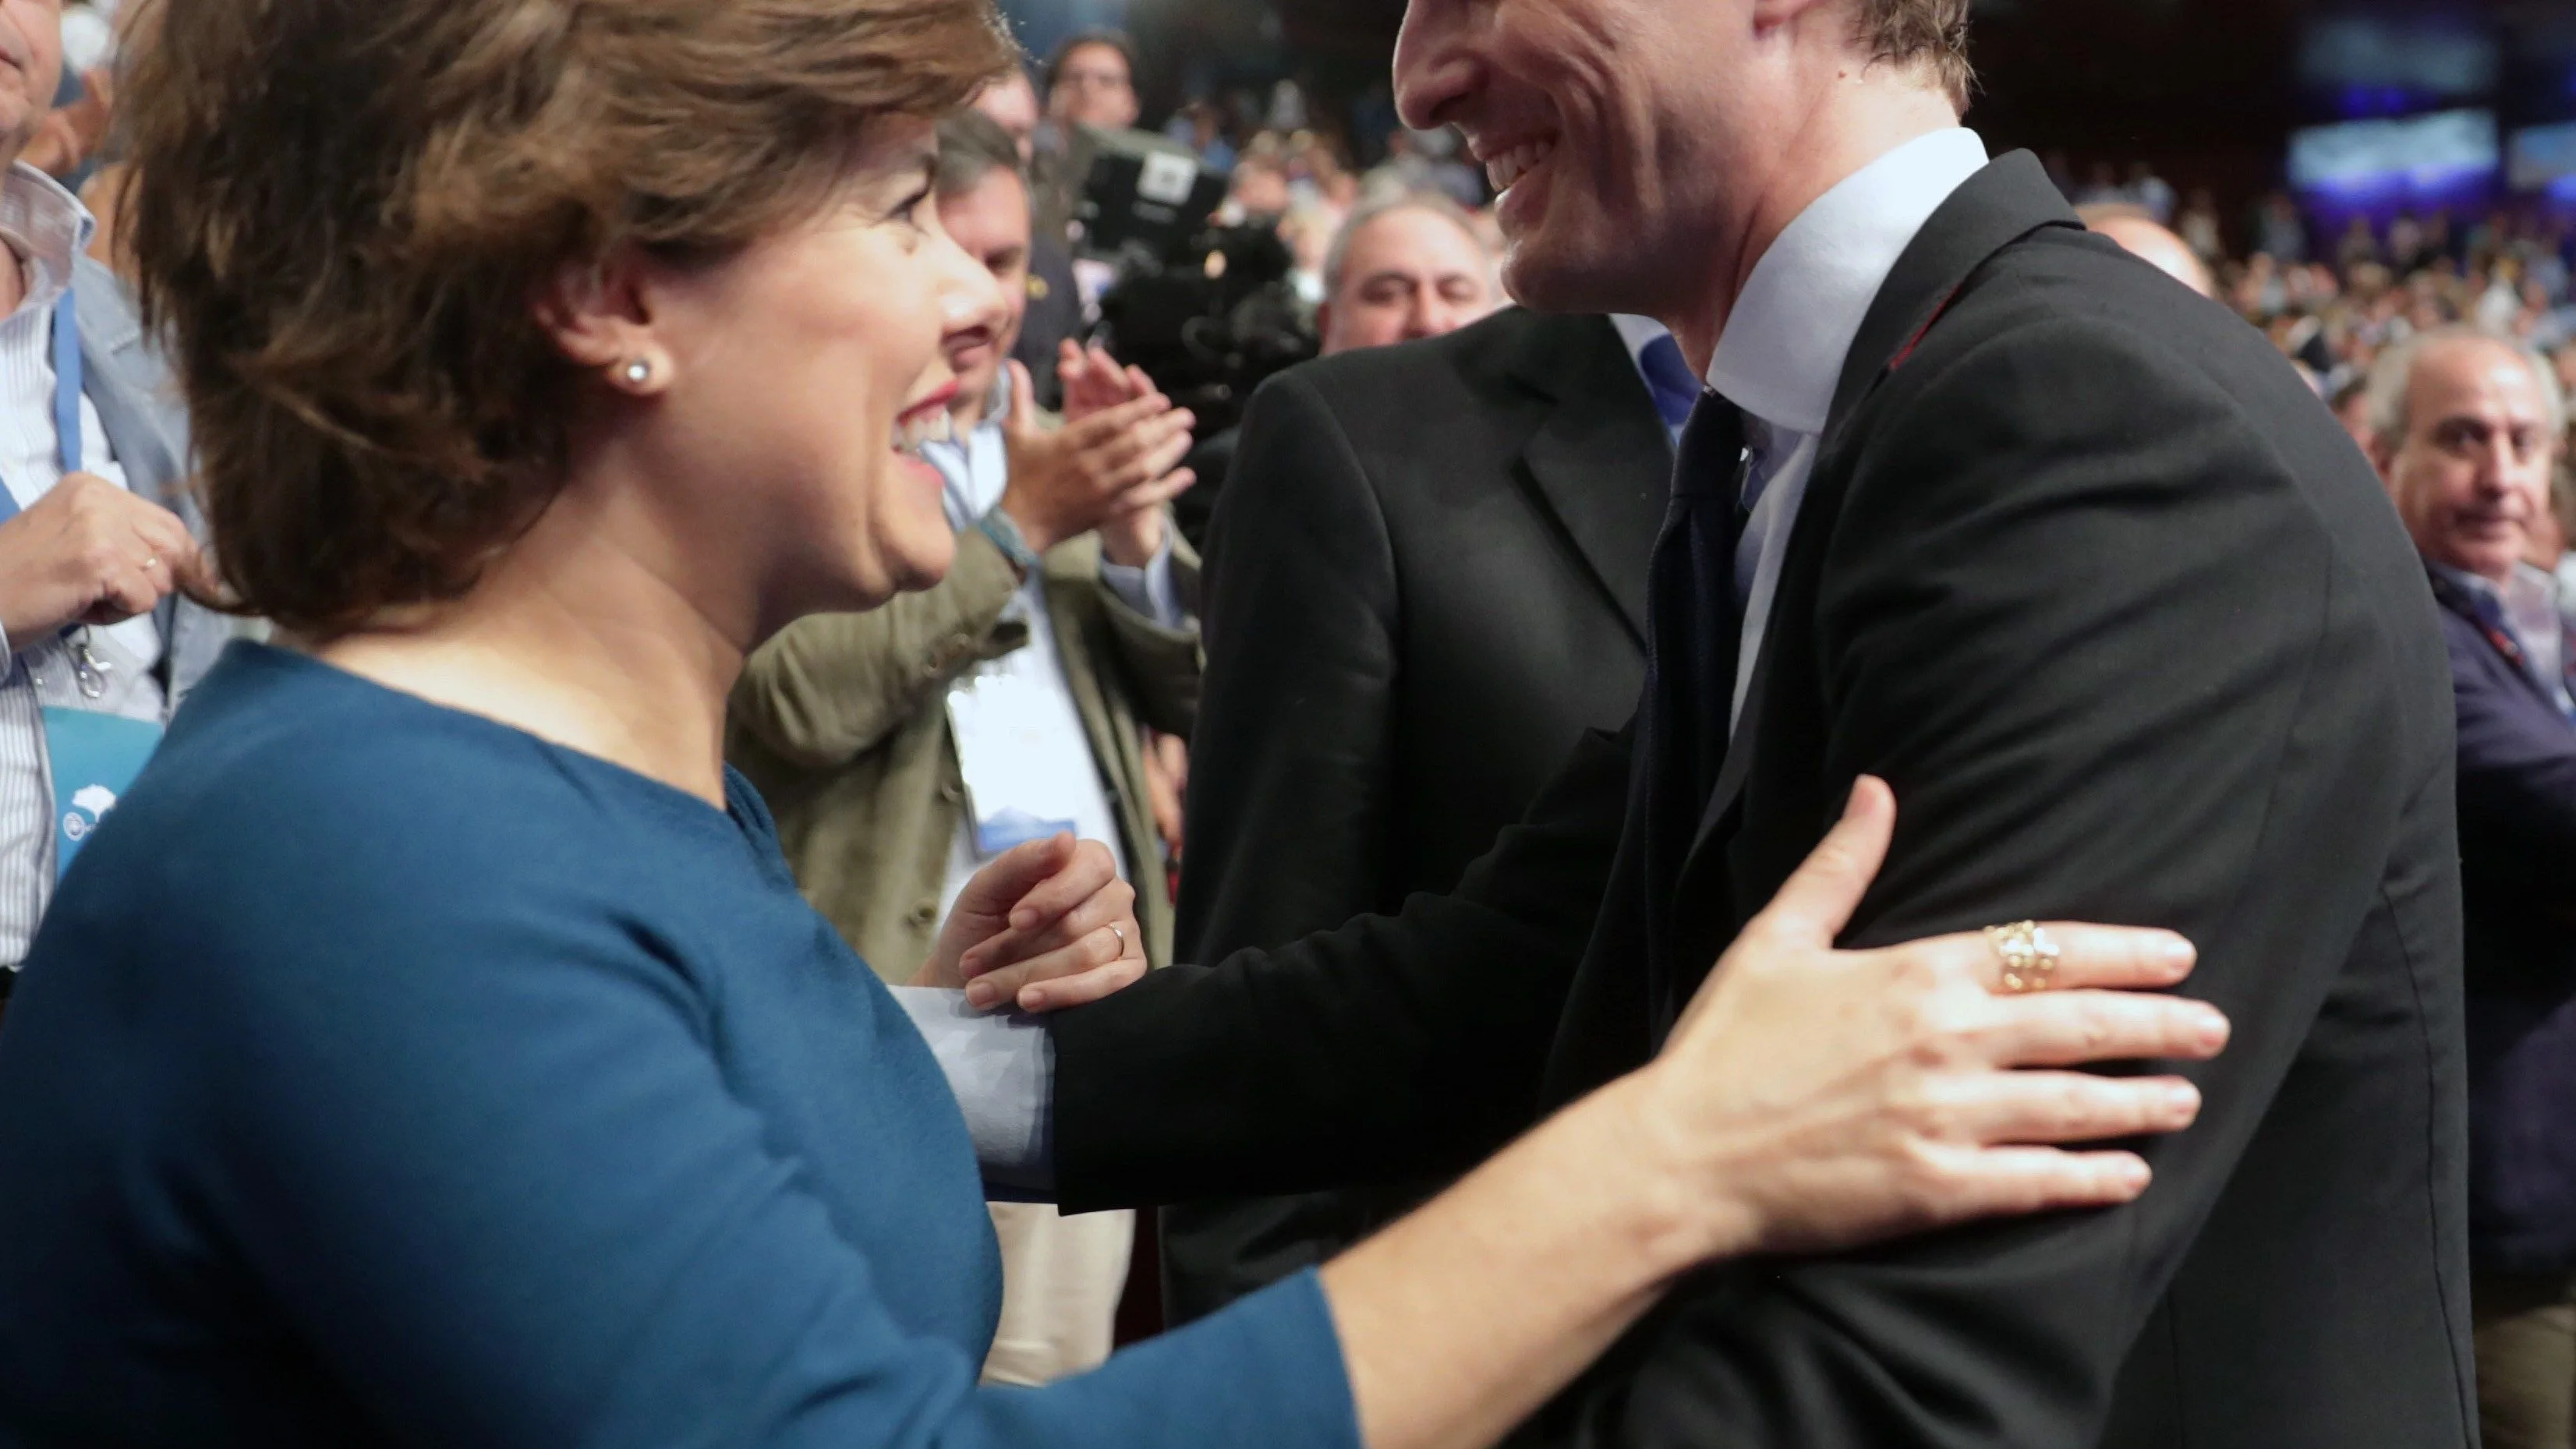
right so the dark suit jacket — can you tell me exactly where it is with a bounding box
[1161,309,1670,1322]
[1049,151,2475,1447]
[2426,569,2576,1273]
[1010,234,1083,415]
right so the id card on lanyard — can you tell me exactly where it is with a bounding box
[0,288,165,879]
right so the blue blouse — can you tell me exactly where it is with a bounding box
[0,644,1358,1447]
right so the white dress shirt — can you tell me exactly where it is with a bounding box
[918,381,1187,922]
[0,164,160,968]
[1706,128,1990,731]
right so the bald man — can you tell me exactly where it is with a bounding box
[2081,202,2217,299]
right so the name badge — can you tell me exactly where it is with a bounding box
[946,668,1085,859]
[42,705,161,879]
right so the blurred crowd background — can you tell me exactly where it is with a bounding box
[971,0,2576,502]
[31,1,2576,486]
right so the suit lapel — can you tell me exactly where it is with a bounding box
[73,260,188,518]
[1680,152,2086,873]
[73,259,205,694]
[1506,314,1672,644]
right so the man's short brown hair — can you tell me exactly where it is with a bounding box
[936,111,1028,200]
[1854,0,1975,111]
[121,0,1012,637]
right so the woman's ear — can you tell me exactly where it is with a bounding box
[533,247,671,394]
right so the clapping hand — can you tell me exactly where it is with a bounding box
[997,360,1195,565]
[1043,342,1198,567]
[1056,338,1159,422]
[916,833,1146,1013]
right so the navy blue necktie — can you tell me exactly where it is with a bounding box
[1639,391,1749,1030]
[1636,334,1701,433]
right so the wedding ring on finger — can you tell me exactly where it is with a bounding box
[1109,923,1127,957]
[1983,920,2061,994]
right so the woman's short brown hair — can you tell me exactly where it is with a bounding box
[122,0,1013,636]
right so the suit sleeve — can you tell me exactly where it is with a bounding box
[2449,648,2576,908]
[1540,319,2439,1447]
[1049,714,1635,1211]
[1177,373,1405,967]
[1155,374,1411,1316]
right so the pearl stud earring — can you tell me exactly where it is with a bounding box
[621,359,652,385]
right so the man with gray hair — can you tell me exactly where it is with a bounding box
[2366,325,2576,1449]
[1315,191,1503,356]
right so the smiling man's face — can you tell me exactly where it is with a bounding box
[1392,0,1766,322]
[0,0,63,164]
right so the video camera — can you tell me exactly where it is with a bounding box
[1070,128,1318,444]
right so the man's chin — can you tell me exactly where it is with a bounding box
[1500,238,1647,320]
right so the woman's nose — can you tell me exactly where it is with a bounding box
[934,238,1007,348]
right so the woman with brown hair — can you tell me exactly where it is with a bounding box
[0,0,2229,1444]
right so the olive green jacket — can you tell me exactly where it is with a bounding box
[727,528,1200,981]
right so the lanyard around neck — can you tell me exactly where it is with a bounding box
[0,288,84,528]
[0,285,113,697]
[50,286,80,476]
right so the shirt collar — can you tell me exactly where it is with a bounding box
[2432,559,2558,613]
[0,162,94,318]
[1705,128,1989,436]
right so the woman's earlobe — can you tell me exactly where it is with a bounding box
[606,353,670,394]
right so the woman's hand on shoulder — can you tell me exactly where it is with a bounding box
[1635,776,2231,1264]
[915,834,1146,1013]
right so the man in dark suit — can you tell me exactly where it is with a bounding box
[2367,326,2576,1449]
[1039,0,2475,1443]
[1159,299,1684,1321]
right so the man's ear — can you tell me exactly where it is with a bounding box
[2369,436,2402,493]
[532,247,670,392]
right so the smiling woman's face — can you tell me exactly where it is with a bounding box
[618,115,1006,636]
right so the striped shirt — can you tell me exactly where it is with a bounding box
[0,164,163,970]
